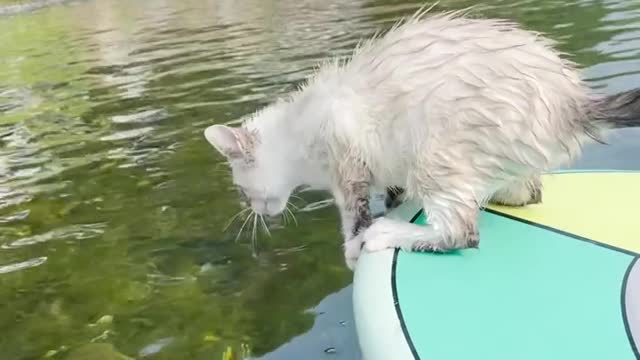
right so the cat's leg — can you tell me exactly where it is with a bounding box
[334,184,371,270]
[490,176,542,206]
[332,159,372,270]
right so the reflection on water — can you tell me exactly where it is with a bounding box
[0,0,639,358]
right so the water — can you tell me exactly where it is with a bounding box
[0,0,639,359]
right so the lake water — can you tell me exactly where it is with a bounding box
[1,0,639,359]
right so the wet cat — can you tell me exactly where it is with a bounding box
[204,9,640,270]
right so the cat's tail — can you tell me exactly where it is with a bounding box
[591,88,640,129]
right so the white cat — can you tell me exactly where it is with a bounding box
[204,9,640,270]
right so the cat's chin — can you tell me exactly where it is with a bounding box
[250,199,288,217]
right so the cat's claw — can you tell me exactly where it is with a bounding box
[362,217,452,252]
[362,217,397,252]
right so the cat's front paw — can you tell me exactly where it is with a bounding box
[343,235,363,271]
[363,217,398,252]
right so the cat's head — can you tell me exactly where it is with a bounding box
[204,121,299,217]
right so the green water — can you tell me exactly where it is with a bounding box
[0,0,639,359]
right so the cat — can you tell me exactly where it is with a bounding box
[204,9,640,270]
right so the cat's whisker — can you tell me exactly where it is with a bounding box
[289,195,307,205]
[286,201,300,210]
[285,206,298,226]
[251,213,258,254]
[286,207,296,226]
[235,212,254,243]
[259,215,271,238]
[223,208,251,232]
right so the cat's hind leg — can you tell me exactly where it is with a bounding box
[490,176,542,206]
[384,186,405,210]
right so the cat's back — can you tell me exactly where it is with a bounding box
[317,11,592,175]
[343,11,583,101]
[331,11,589,151]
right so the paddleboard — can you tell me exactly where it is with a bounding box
[353,170,640,360]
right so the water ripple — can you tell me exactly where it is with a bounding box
[0,256,47,274]
[1,223,107,249]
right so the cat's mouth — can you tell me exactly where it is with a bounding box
[249,198,287,217]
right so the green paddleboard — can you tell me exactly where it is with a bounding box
[353,170,640,360]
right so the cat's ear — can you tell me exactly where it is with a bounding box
[204,124,251,160]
